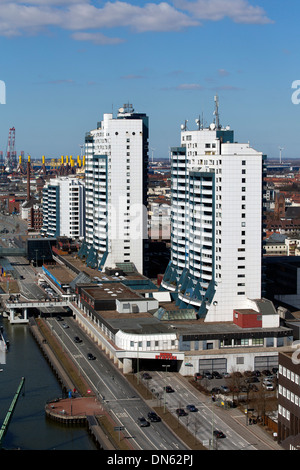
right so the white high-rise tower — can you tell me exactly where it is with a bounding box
[161,98,265,322]
[41,176,85,239]
[80,104,149,274]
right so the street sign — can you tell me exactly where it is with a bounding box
[114,426,125,431]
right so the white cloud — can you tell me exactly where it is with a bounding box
[218,68,230,77]
[0,0,272,41]
[65,1,198,32]
[71,31,124,44]
[176,83,204,90]
[172,0,273,24]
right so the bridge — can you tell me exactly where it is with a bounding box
[3,299,72,324]
[0,247,27,257]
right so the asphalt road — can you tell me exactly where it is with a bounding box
[144,371,281,450]
[46,315,189,451]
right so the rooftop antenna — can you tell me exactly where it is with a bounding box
[151,148,155,163]
[195,115,201,130]
[180,120,188,131]
[214,94,220,129]
[279,147,284,164]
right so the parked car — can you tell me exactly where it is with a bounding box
[87,353,96,360]
[147,412,161,422]
[245,376,259,383]
[253,370,261,377]
[74,336,82,343]
[62,323,69,329]
[212,371,222,379]
[262,369,272,376]
[164,386,175,393]
[220,385,230,393]
[138,417,150,427]
[142,372,152,380]
[213,430,226,438]
[176,408,187,417]
[203,371,213,380]
[263,377,273,384]
[56,316,63,321]
[186,404,198,412]
[222,372,231,378]
[211,387,221,394]
[263,382,274,391]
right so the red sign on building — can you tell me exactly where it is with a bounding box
[155,352,177,360]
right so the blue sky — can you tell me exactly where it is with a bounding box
[0,0,299,161]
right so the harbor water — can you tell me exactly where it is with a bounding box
[0,317,97,450]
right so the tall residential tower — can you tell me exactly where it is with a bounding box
[161,97,266,322]
[41,176,85,239]
[80,104,149,274]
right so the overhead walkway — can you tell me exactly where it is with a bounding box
[3,298,72,324]
[0,246,27,257]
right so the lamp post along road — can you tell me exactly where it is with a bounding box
[162,364,170,413]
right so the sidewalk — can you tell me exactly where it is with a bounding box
[220,405,282,450]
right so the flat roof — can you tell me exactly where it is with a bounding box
[43,265,76,284]
[83,283,142,301]
[234,309,259,315]
[94,309,171,334]
[60,254,150,282]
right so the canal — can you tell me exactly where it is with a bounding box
[0,316,97,450]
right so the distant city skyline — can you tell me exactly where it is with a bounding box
[0,1,299,161]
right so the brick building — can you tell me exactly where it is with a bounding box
[278,350,300,449]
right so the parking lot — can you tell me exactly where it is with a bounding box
[195,368,278,396]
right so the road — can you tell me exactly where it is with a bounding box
[46,315,188,451]
[46,314,281,451]
[141,371,281,450]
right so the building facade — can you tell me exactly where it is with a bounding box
[161,99,266,322]
[278,350,300,448]
[41,176,85,239]
[81,104,149,274]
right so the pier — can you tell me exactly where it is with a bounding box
[45,396,115,449]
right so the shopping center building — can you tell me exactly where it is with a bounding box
[39,253,294,376]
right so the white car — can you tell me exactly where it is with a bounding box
[263,382,274,391]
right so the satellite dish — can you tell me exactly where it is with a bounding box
[118,107,124,113]
[209,123,216,130]
[181,124,185,130]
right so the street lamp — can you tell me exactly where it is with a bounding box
[162,364,170,413]
[134,341,141,384]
